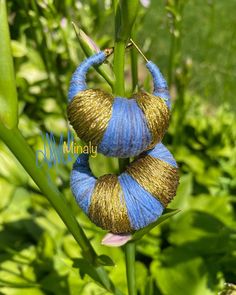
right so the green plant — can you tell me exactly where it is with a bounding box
[0,0,236,294]
[0,1,122,294]
[0,1,177,294]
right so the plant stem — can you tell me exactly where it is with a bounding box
[72,22,114,89]
[168,32,176,86]
[113,41,126,95]
[118,158,130,173]
[0,123,121,294]
[0,0,18,129]
[124,243,136,295]
[113,39,137,295]
[113,35,137,295]
[0,125,96,261]
[113,1,138,293]
[118,157,136,295]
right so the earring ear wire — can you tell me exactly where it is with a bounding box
[104,42,133,57]
[104,47,114,57]
[126,42,133,50]
[130,38,149,62]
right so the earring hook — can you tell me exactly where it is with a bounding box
[130,39,149,62]
[104,42,132,57]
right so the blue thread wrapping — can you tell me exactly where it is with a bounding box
[119,173,164,230]
[98,97,152,157]
[145,142,178,168]
[68,51,106,102]
[68,52,170,107]
[70,154,96,214]
[68,52,171,158]
[146,61,171,109]
[70,143,177,232]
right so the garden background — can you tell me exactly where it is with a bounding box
[0,0,236,294]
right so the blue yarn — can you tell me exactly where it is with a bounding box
[68,52,171,158]
[119,173,164,230]
[146,142,178,168]
[68,51,106,102]
[98,97,152,157]
[68,52,170,106]
[70,142,177,231]
[70,154,96,214]
[146,61,171,109]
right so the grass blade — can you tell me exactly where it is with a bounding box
[0,0,18,128]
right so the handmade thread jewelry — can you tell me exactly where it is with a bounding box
[70,143,179,234]
[67,47,171,158]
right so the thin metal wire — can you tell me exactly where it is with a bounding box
[130,38,149,62]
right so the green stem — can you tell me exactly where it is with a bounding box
[0,123,121,294]
[72,23,114,89]
[113,35,136,295]
[124,243,136,295]
[0,124,96,260]
[113,41,126,95]
[113,1,138,293]
[118,156,136,295]
[118,158,130,173]
[168,32,176,86]
[0,0,18,129]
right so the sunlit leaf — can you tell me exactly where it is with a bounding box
[0,0,18,128]
[95,254,115,266]
[132,209,180,241]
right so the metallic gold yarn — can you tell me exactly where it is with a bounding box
[126,156,179,207]
[68,89,169,151]
[67,89,114,146]
[88,175,132,233]
[134,92,170,149]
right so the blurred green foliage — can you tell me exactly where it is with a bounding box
[0,0,236,294]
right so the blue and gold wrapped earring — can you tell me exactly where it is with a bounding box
[68,39,179,234]
[67,41,171,158]
[70,143,179,233]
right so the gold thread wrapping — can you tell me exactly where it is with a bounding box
[67,89,114,146]
[134,92,170,149]
[68,89,169,149]
[126,155,179,207]
[88,174,132,233]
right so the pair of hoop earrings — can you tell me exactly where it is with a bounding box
[67,40,179,233]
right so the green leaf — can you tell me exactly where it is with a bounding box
[151,250,215,295]
[0,288,44,295]
[72,22,113,88]
[189,194,235,226]
[40,273,69,295]
[73,258,107,287]
[11,40,27,58]
[168,210,235,255]
[169,173,192,209]
[144,277,154,295]
[37,232,55,260]
[95,255,115,267]
[72,261,119,294]
[131,209,180,241]
[0,0,18,128]
[135,262,148,294]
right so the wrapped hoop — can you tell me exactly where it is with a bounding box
[70,142,179,234]
[67,51,171,157]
